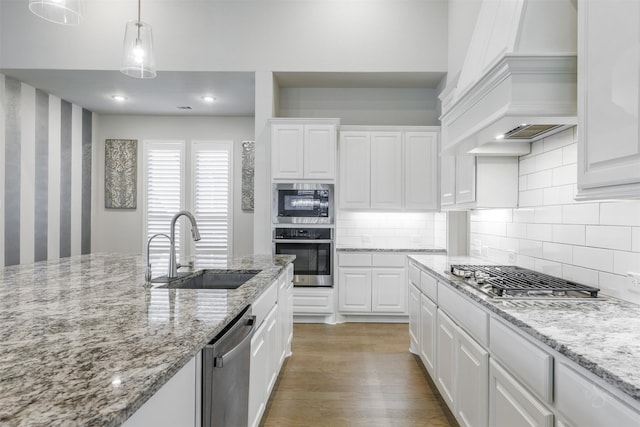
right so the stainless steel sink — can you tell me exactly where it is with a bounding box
[159,269,261,290]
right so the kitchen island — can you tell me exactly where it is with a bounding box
[409,254,640,426]
[0,253,294,427]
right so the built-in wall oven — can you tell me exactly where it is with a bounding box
[272,183,333,224]
[273,227,333,287]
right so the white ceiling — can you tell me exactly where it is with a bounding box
[1,69,445,116]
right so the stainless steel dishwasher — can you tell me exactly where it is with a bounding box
[202,305,256,427]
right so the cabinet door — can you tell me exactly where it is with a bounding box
[419,294,437,378]
[405,131,439,210]
[338,268,372,312]
[577,0,640,199]
[303,124,336,179]
[271,124,304,179]
[408,283,421,354]
[265,305,279,396]
[372,267,406,313]
[436,310,457,409]
[339,132,371,209]
[455,155,476,205]
[249,320,268,427]
[456,328,489,427]
[489,360,554,427]
[441,154,456,206]
[370,131,403,209]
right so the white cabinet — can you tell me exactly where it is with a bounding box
[408,281,421,354]
[337,252,407,316]
[419,293,437,378]
[436,309,489,427]
[489,359,554,427]
[441,155,518,209]
[122,355,199,427]
[339,127,440,211]
[556,361,640,427]
[271,120,337,180]
[576,0,640,200]
[277,266,294,366]
[249,310,269,427]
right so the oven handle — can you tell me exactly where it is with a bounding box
[273,239,334,244]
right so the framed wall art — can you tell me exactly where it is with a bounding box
[105,139,137,209]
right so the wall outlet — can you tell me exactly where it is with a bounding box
[507,251,517,264]
[629,272,640,287]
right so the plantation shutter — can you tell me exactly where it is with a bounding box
[191,141,232,268]
[144,141,184,276]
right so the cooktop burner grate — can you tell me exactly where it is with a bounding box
[450,265,600,297]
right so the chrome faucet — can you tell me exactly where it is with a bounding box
[145,233,171,284]
[168,210,201,279]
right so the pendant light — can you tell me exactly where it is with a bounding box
[28,0,83,25]
[120,0,156,79]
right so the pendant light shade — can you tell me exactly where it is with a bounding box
[28,0,83,25]
[121,20,157,79]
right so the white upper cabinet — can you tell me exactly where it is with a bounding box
[576,0,640,200]
[339,127,440,211]
[271,119,338,180]
[441,154,518,210]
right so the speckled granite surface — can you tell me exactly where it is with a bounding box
[0,253,294,427]
[409,254,640,404]
[336,247,447,253]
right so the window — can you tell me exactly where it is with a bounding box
[143,140,233,277]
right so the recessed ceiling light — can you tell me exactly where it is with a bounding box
[112,95,127,102]
[495,134,505,140]
[202,95,216,103]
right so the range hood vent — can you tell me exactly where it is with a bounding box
[502,124,563,140]
[440,0,577,156]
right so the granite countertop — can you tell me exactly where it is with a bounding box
[336,247,447,253]
[0,253,294,427]
[409,254,640,404]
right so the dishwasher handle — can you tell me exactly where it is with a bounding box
[209,315,256,368]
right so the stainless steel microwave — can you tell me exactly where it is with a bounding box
[272,183,334,224]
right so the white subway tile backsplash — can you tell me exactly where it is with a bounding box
[562,264,599,287]
[573,246,614,273]
[519,175,527,191]
[519,239,543,257]
[513,208,535,223]
[526,223,552,241]
[633,227,640,252]
[552,163,577,186]
[613,251,640,276]
[535,150,563,171]
[534,258,563,277]
[543,242,573,264]
[598,272,640,305]
[477,222,507,236]
[562,144,577,165]
[542,127,575,151]
[506,223,527,239]
[516,254,536,269]
[520,157,537,175]
[600,201,640,226]
[586,225,632,251]
[562,203,600,224]
[519,189,544,207]
[527,170,553,189]
[534,205,562,224]
[552,224,586,245]
[543,184,576,206]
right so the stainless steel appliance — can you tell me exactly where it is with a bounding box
[273,227,333,287]
[449,265,600,299]
[202,305,256,427]
[273,183,333,224]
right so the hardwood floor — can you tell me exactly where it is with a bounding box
[261,323,457,427]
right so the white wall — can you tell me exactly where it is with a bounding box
[278,88,440,126]
[470,128,640,304]
[446,0,482,85]
[0,0,448,73]
[93,115,255,256]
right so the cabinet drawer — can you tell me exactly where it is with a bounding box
[339,253,372,267]
[409,262,421,287]
[437,283,488,347]
[372,253,405,267]
[556,361,640,427]
[293,288,334,314]
[490,318,553,404]
[253,281,278,327]
[420,271,437,302]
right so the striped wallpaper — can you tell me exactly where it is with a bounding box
[0,74,92,267]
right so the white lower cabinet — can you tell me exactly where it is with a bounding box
[419,294,437,378]
[249,310,269,427]
[489,359,554,427]
[408,282,421,354]
[338,252,407,316]
[436,309,489,427]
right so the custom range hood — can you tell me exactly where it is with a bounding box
[440,0,577,156]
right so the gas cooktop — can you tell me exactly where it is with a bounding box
[449,264,601,299]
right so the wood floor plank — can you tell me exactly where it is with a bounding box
[261,323,457,427]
